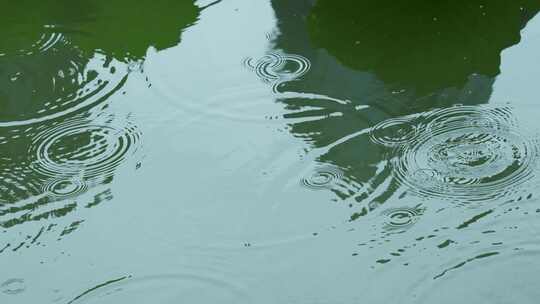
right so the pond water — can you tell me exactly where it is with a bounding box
[2,1,540,303]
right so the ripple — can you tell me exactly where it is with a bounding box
[0,30,65,57]
[1,278,26,295]
[29,116,141,182]
[369,115,422,147]
[392,106,539,202]
[381,205,424,231]
[0,49,127,127]
[300,165,344,190]
[68,274,249,304]
[43,178,88,200]
[243,52,310,92]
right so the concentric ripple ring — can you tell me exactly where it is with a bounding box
[29,117,141,182]
[301,166,344,190]
[381,206,423,231]
[391,106,539,202]
[43,178,88,200]
[243,52,311,91]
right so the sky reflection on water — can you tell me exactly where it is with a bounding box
[1,1,540,303]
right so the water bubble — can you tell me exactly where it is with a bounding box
[392,106,539,202]
[1,278,26,295]
[300,166,344,190]
[29,116,141,183]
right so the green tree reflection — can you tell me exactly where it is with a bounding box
[270,0,539,215]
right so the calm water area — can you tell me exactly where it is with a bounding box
[2,1,540,303]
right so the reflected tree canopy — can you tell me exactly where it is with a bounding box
[0,0,203,250]
[269,0,540,215]
[0,0,200,60]
[308,0,540,94]
[0,0,202,122]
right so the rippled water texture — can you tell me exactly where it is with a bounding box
[2,0,540,303]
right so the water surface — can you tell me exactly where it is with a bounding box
[2,1,540,303]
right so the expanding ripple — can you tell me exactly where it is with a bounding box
[0,29,65,58]
[369,115,423,147]
[68,274,250,304]
[390,106,539,202]
[29,116,142,183]
[381,205,424,231]
[300,165,344,190]
[243,52,311,92]
[43,178,88,200]
[0,50,127,126]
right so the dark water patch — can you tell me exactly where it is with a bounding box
[0,30,65,58]
[306,0,540,94]
[0,0,209,127]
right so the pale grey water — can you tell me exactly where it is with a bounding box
[2,1,540,303]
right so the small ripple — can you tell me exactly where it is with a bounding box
[300,165,344,190]
[29,116,141,183]
[68,274,250,304]
[42,178,88,200]
[369,115,423,147]
[391,106,539,202]
[243,52,310,92]
[381,205,424,231]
